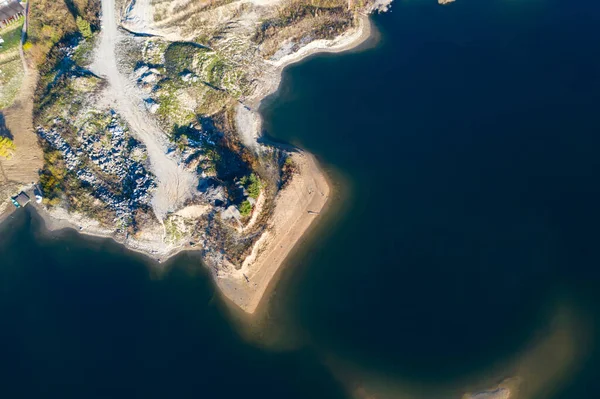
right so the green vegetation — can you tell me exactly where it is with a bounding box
[39,150,67,206]
[197,145,221,176]
[35,67,101,132]
[196,87,230,115]
[239,200,252,217]
[0,137,16,159]
[0,20,24,54]
[155,80,196,126]
[72,37,96,65]
[165,217,184,242]
[164,42,207,76]
[0,57,24,108]
[206,56,225,86]
[27,0,99,65]
[240,173,261,199]
[0,20,25,108]
[76,16,93,39]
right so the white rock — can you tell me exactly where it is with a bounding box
[134,65,149,78]
[144,98,159,114]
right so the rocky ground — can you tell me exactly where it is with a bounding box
[30,0,389,271]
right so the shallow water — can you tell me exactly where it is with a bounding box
[2,0,600,398]
[0,210,348,399]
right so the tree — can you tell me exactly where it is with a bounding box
[240,173,261,199]
[76,16,92,39]
[239,200,252,217]
[0,137,16,159]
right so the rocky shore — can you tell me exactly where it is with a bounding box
[16,0,392,314]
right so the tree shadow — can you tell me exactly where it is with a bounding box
[0,113,13,140]
[63,0,79,19]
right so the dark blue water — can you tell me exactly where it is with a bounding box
[2,0,600,398]
[261,0,600,396]
[0,212,348,399]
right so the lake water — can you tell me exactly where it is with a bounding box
[2,0,600,398]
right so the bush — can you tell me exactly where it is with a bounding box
[164,42,205,75]
[0,137,16,159]
[27,0,100,65]
[39,150,67,203]
[239,200,252,217]
[241,173,261,198]
[76,16,92,39]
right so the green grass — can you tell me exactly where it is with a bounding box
[165,218,184,242]
[0,57,24,109]
[165,42,208,76]
[155,81,196,128]
[0,19,24,54]
[206,56,225,86]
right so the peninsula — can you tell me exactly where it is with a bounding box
[0,0,392,313]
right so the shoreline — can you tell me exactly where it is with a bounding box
[215,151,331,314]
[214,14,378,314]
[2,11,379,315]
[246,15,376,111]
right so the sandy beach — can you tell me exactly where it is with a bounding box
[216,151,331,313]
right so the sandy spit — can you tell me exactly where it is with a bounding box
[219,15,377,314]
[216,151,330,314]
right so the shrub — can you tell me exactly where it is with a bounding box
[76,16,92,39]
[241,173,261,198]
[26,0,100,65]
[206,56,226,86]
[164,42,204,75]
[39,150,67,203]
[0,137,16,159]
[239,200,252,217]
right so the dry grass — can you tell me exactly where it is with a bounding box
[0,57,24,109]
[253,0,353,58]
[27,0,100,65]
[0,70,43,187]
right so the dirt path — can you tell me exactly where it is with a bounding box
[93,0,197,219]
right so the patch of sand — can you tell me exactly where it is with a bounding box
[175,204,210,218]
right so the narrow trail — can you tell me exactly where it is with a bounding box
[92,0,197,219]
